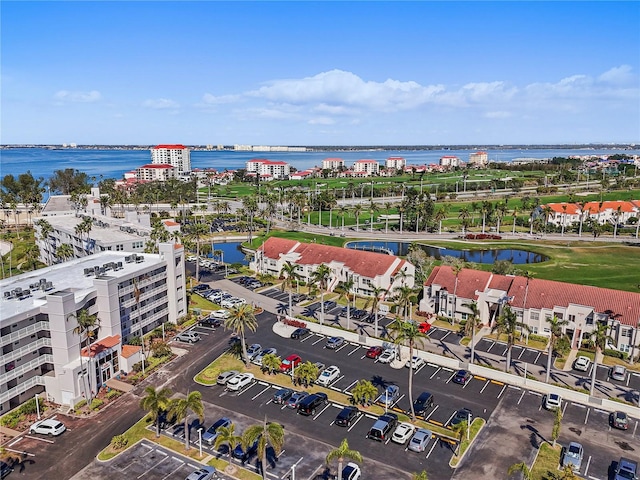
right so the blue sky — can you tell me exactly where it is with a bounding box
[2,1,639,146]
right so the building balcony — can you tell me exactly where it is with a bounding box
[0,322,50,348]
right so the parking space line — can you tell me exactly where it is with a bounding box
[445,370,456,384]
[529,391,542,396]
[444,411,456,426]
[486,341,496,352]
[583,455,592,478]
[571,402,586,408]
[534,351,541,363]
[312,337,324,346]
[161,459,185,480]
[300,335,313,343]
[518,349,526,359]
[236,382,258,396]
[424,405,439,421]
[343,379,358,393]
[347,345,361,356]
[252,384,272,400]
[480,380,491,393]
[440,331,451,341]
[425,438,439,459]
[517,390,526,405]
[497,384,508,398]
[427,362,440,368]
[584,408,590,425]
[430,367,441,379]
[335,343,349,352]
[415,363,426,375]
[313,403,332,420]
[348,413,365,432]
[561,402,568,417]
[137,453,168,478]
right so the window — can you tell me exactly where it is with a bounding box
[621,328,632,338]
[568,314,576,322]
[530,312,539,321]
[116,244,124,251]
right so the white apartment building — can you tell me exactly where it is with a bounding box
[469,151,489,167]
[440,156,461,168]
[151,144,191,173]
[322,158,345,171]
[353,159,380,176]
[385,157,406,171]
[533,200,640,227]
[34,209,179,265]
[0,243,187,411]
[250,237,414,298]
[136,163,176,182]
[420,266,640,354]
[245,159,291,179]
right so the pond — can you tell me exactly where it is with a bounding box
[345,241,548,264]
[206,241,250,265]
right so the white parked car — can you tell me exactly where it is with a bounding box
[316,365,341,386]
[573,356,591,372]
[544,393,562,410]
[221,298,240,309]
[392,422,416,444]
[29,418,66,436]
[341,462,361,480]
[378,348,396,364]
[210,309,231,319]
[226,373,255,391]
[405,355,425,370]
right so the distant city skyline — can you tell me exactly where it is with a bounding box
[1,1,639,146]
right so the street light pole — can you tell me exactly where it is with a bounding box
[198,427,203,458]
[35,393,41,420]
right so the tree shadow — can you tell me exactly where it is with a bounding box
[369,375,390,390]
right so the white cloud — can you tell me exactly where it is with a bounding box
[142,98,180,109]
[308,117,335,125]
[485,111,512,119]
[202,93,242,105]
[598,65,634,85]
[53,90,101,103]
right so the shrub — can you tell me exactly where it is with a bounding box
[90,398,104,410]
[74,399,88,410]
[528,334,549,344]
[106,390,121,400]
[604,349,628,360]
[283,318,307,328]
[132,361,143,373]
[151,341,172,358]
[0,412,23,428]
[110,434,128,449]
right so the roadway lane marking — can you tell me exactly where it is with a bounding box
[252,384,272,400]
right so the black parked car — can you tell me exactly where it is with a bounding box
[297,392,329,416]
[199,317,223,328]
[412,391,434,418]
[335,406,360,427]
[452,369,472,385]
[290,327,311,339]
[273,388,294,405]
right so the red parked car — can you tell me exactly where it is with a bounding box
[366,346,384,359]
[280,354,302,372]
[418,322,432,334]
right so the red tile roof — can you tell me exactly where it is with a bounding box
[81,335,121,358]
[121,344,141,359]
[260,237,402,279]
[425,266,640,327]
[139,164,174,169]
[355,159,378,163]
[154,144,187,149]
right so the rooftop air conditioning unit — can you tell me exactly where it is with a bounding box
[116,261,123,270]
[125,255,133,263]
[4,291,12,299]
[135,256,144,263]
[43,282,54,291]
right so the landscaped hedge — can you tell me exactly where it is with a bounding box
[283,318,307,328]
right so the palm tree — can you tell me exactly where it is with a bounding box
[393,285,414,322]
[55,242,74,262]
[451,419,469,452]
[169,391,205,450]
[279,261,301,317]
[545,315,569,383]
[336,278,355,331]
[260,353,282,375]
[434,207,447,234]
[35,219,53,264]
[353,204,363,232]
[450,261,465,323]
[185,222,209,281]
[491,305,531,373]
[243,417,285,480]
[213,424,242,467]
[507,462,533,480]
[462,301,482,364]
[389,320,429,420]
[588,322,614,396]
[310,264,332,326]
[294,361,319,387]
[224,304,258,366]
[365,286,386,337]
[326,438,363,480]
[351,379,378,406]
[71,308,100,402]
[139,386,172,438]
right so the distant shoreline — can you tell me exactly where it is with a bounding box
[1,143,638,152]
